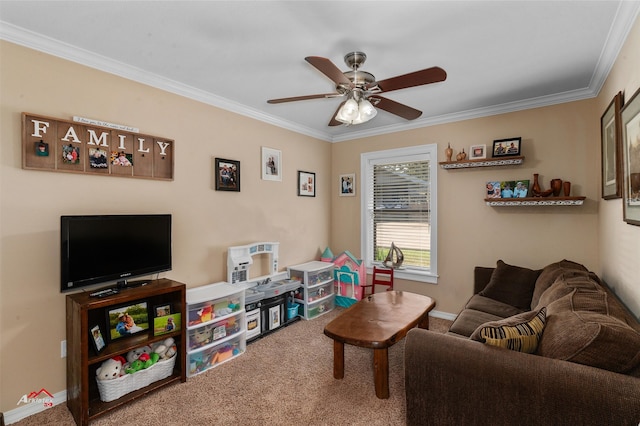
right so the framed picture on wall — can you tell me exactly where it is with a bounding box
[298,171,315,197]
[621,86,640,226]
[261,147,282,181]
[492,137,521,157]
[215,158,240,192]
[601,91,623,200]
[339,173,355,196]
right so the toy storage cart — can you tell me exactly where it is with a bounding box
[186,282,246,377]
[288,261,335,320]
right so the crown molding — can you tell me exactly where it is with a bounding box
[3,2,639,144]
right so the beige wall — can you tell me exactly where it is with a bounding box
[1,15,639,415]
[0,41,331,411]
[331,100,600,314]
[597,15,640,318]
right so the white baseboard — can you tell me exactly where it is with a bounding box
[4,390,67,425]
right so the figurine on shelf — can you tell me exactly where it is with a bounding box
[445,143,453,162]
[531,173,553,197]
[383,242,404,269]
[456,148,467,161]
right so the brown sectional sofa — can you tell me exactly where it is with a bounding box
[405,260,640,425]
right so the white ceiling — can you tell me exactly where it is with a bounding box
[1,1,639,142]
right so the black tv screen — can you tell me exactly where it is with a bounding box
[61,214,172,292]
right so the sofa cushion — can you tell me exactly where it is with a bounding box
[537,289,640,374]
[448,309,504,338]
[465,295,525,318]
[478,260,542,310]
[530,259,588,309]
[470,307,546,353]
[535,270,602,309]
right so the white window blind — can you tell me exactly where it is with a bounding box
[361,145,438,283]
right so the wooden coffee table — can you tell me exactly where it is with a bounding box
[323,291,435,399]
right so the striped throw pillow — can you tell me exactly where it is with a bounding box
[470,307,546,353]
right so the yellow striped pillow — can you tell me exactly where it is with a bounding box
[470,307,546,353]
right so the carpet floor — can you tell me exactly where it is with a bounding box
[12,307,451,426]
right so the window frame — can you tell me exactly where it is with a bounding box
[360,144,438,284]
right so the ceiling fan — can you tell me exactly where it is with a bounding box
[267,52,447,126]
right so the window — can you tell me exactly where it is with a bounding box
[360,144,438,283]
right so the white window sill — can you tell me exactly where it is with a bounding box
[368,267,438,284]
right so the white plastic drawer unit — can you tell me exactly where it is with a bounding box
[288,261,334,287]
[299,294,335,320]
[294,280,333,303]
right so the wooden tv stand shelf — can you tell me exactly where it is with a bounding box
[66,279,186,426]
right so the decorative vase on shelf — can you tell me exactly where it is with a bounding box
[532,173,541,195]
[456,148,467,161]
[445,143,453,162]
[551,179,563,196]
[563,181,571,196]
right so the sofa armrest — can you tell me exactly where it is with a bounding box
[405,328,640,426]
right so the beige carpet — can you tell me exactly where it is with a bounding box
[12,307,451,426]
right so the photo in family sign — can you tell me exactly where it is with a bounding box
[486,180,530,198]
[106,302,149,342]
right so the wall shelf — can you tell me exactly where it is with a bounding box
[439,156,524,169]
[484,196,586,206]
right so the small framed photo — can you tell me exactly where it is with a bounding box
[154,313,181,336]
[486,181,501,198]
[298,171,316,197]
[512,180,530,198]
[621,86,640,226]
[262,147,282,181]
[492,137,522,157]
[339,173,355,196]
[155,304,171,317]
[469,144,486,160]
[90,324,106,354]
[215,158,240,192]
[106,302,149,342]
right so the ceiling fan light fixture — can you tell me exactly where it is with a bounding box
[336,97,359,123]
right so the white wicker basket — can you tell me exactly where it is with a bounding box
[96,355,176,402]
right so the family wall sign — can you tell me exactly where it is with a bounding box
[22,113,174,180]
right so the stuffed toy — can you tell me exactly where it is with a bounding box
[126,345,151,364]
[96,358,123,380]
[151,337,177,359]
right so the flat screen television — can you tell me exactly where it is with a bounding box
[61,214,172,292]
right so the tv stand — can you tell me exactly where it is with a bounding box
[66,279,186,425]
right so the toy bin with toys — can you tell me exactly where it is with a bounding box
[95,337,178,403]
[186,282,246,377]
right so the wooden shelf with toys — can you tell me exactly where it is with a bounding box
[66,279,186,426]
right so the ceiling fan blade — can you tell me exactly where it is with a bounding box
[305,56,353,87]
[369,66,447,93]
[267,93,337,104]
[372,96,423,120]
[328,101,345,126]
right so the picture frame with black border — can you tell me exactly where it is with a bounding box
[90,324,106,354]
[105,301,149,343]
[621,86,640,226]
[601,91,624,199]
[298,171,315,197]
[214,158,240,192]
[492,137,521,157]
